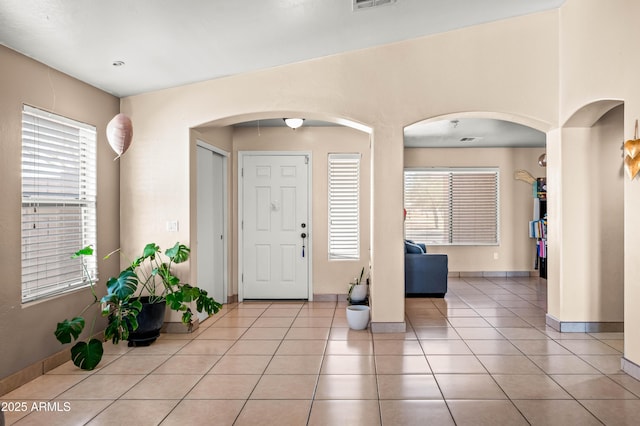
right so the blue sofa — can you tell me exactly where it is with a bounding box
[404,240,448,297]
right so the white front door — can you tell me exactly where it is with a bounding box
[197,144,227,319]
[241,154,310,299]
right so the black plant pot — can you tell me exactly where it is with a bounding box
[127,297,166,347]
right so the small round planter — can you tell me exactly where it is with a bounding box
[349,284,368,303]
[346,305,370,330]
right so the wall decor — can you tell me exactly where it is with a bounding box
[624,120,640,179]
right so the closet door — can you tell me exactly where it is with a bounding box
[197,145,227,317]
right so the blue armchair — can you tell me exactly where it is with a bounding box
[404,240,448,297]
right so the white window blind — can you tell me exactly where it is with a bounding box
[404,169,499,245]
[328,153,360,260]
[21,105,97,303]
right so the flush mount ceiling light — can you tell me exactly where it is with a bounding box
[283,118,304,129]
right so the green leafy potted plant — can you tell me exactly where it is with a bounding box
[54,242,222,371]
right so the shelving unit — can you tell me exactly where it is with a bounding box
[529,178,547,279]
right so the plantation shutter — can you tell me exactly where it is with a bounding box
[404,169,499,245]
[328,153,360,260]
[21,105,98,302]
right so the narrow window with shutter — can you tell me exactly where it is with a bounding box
[328,153,360,260]
[404,168,499,245]
[21,105,98,303]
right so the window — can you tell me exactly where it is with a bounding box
[328,153,360,260]
[21,105,97,303]
[404,168,499,245]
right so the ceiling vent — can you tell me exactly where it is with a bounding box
[460,137,483,142]
[353,0,397,11]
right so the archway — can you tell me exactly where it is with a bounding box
[546,99,624,332]
[190,112,374,305]
[403,113,548,279]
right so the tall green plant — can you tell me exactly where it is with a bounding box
[54,243,222,370]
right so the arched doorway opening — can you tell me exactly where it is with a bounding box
[547,100,624,333]
[403,115,547,278]
[190,113,373,304]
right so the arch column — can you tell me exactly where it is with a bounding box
[369,124,406,332]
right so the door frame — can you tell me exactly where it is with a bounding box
[196,140,229,305]
[238,151,313,302]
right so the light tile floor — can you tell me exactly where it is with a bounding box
[2,276,640,425]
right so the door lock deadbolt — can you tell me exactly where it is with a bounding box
[301,232,307,258]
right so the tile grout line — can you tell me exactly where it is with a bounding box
[410,310,458,425]
[454,276,626,425]
[157,302,254,426]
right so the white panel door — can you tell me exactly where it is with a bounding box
[197,145,226,319]
[242,154,309,299]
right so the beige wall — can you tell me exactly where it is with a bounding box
[548,105,625,324]
[120,10,559,328]
[0,45,120,381]
[404,147,545,273]
[591,106,624,321]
